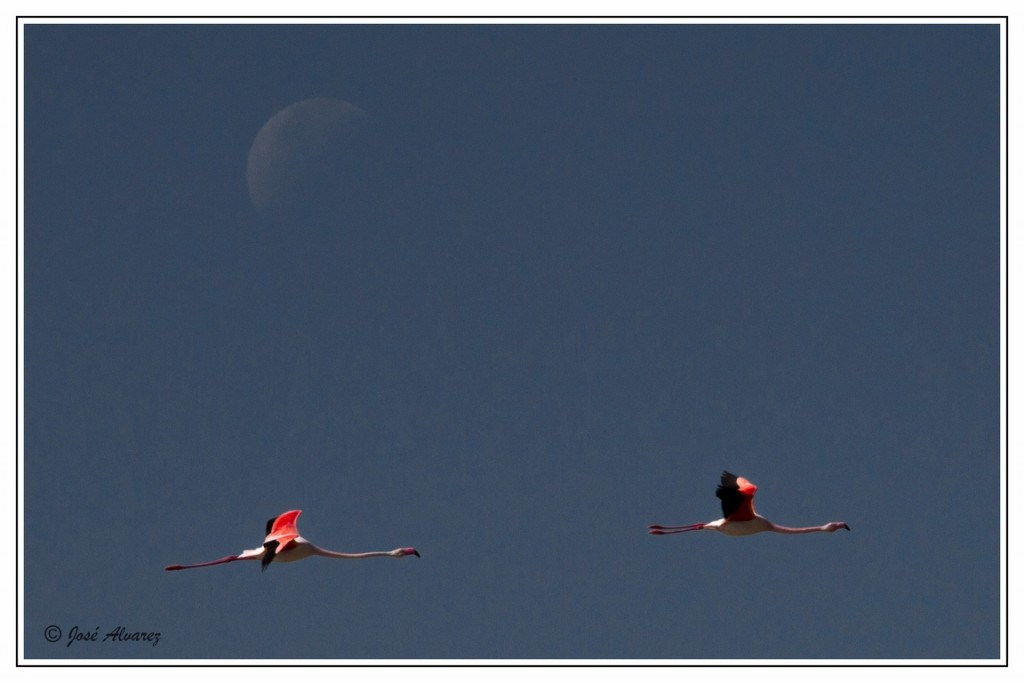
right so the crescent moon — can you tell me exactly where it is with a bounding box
[246,98,372,222]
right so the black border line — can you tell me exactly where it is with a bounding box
[14,15,1010,668]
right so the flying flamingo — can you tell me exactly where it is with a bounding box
[649,471,850,537]
[165,510,420,571]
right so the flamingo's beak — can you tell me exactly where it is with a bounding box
[841,523,850,531]
[412,549,421,557]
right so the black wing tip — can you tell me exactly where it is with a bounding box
[715,471,745,519]
[261,540,279,571]
[716,471,740,497]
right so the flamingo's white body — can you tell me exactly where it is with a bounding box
[165,510,419,571]
[649,471,850,537]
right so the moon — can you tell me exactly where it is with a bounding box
[246,98,374,222]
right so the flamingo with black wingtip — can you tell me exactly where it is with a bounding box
[165,510,420,571]
[649,471,850,537]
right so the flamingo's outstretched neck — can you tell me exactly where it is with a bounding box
[769,522,850,534]
[648,523,706,535]
[311,545,420,559]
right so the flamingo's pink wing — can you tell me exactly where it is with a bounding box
[716,472,758,521]
[265,509,302,541]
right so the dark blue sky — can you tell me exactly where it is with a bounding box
[22,22,1001,660]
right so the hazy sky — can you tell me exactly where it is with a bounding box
[22,21,1002,661]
